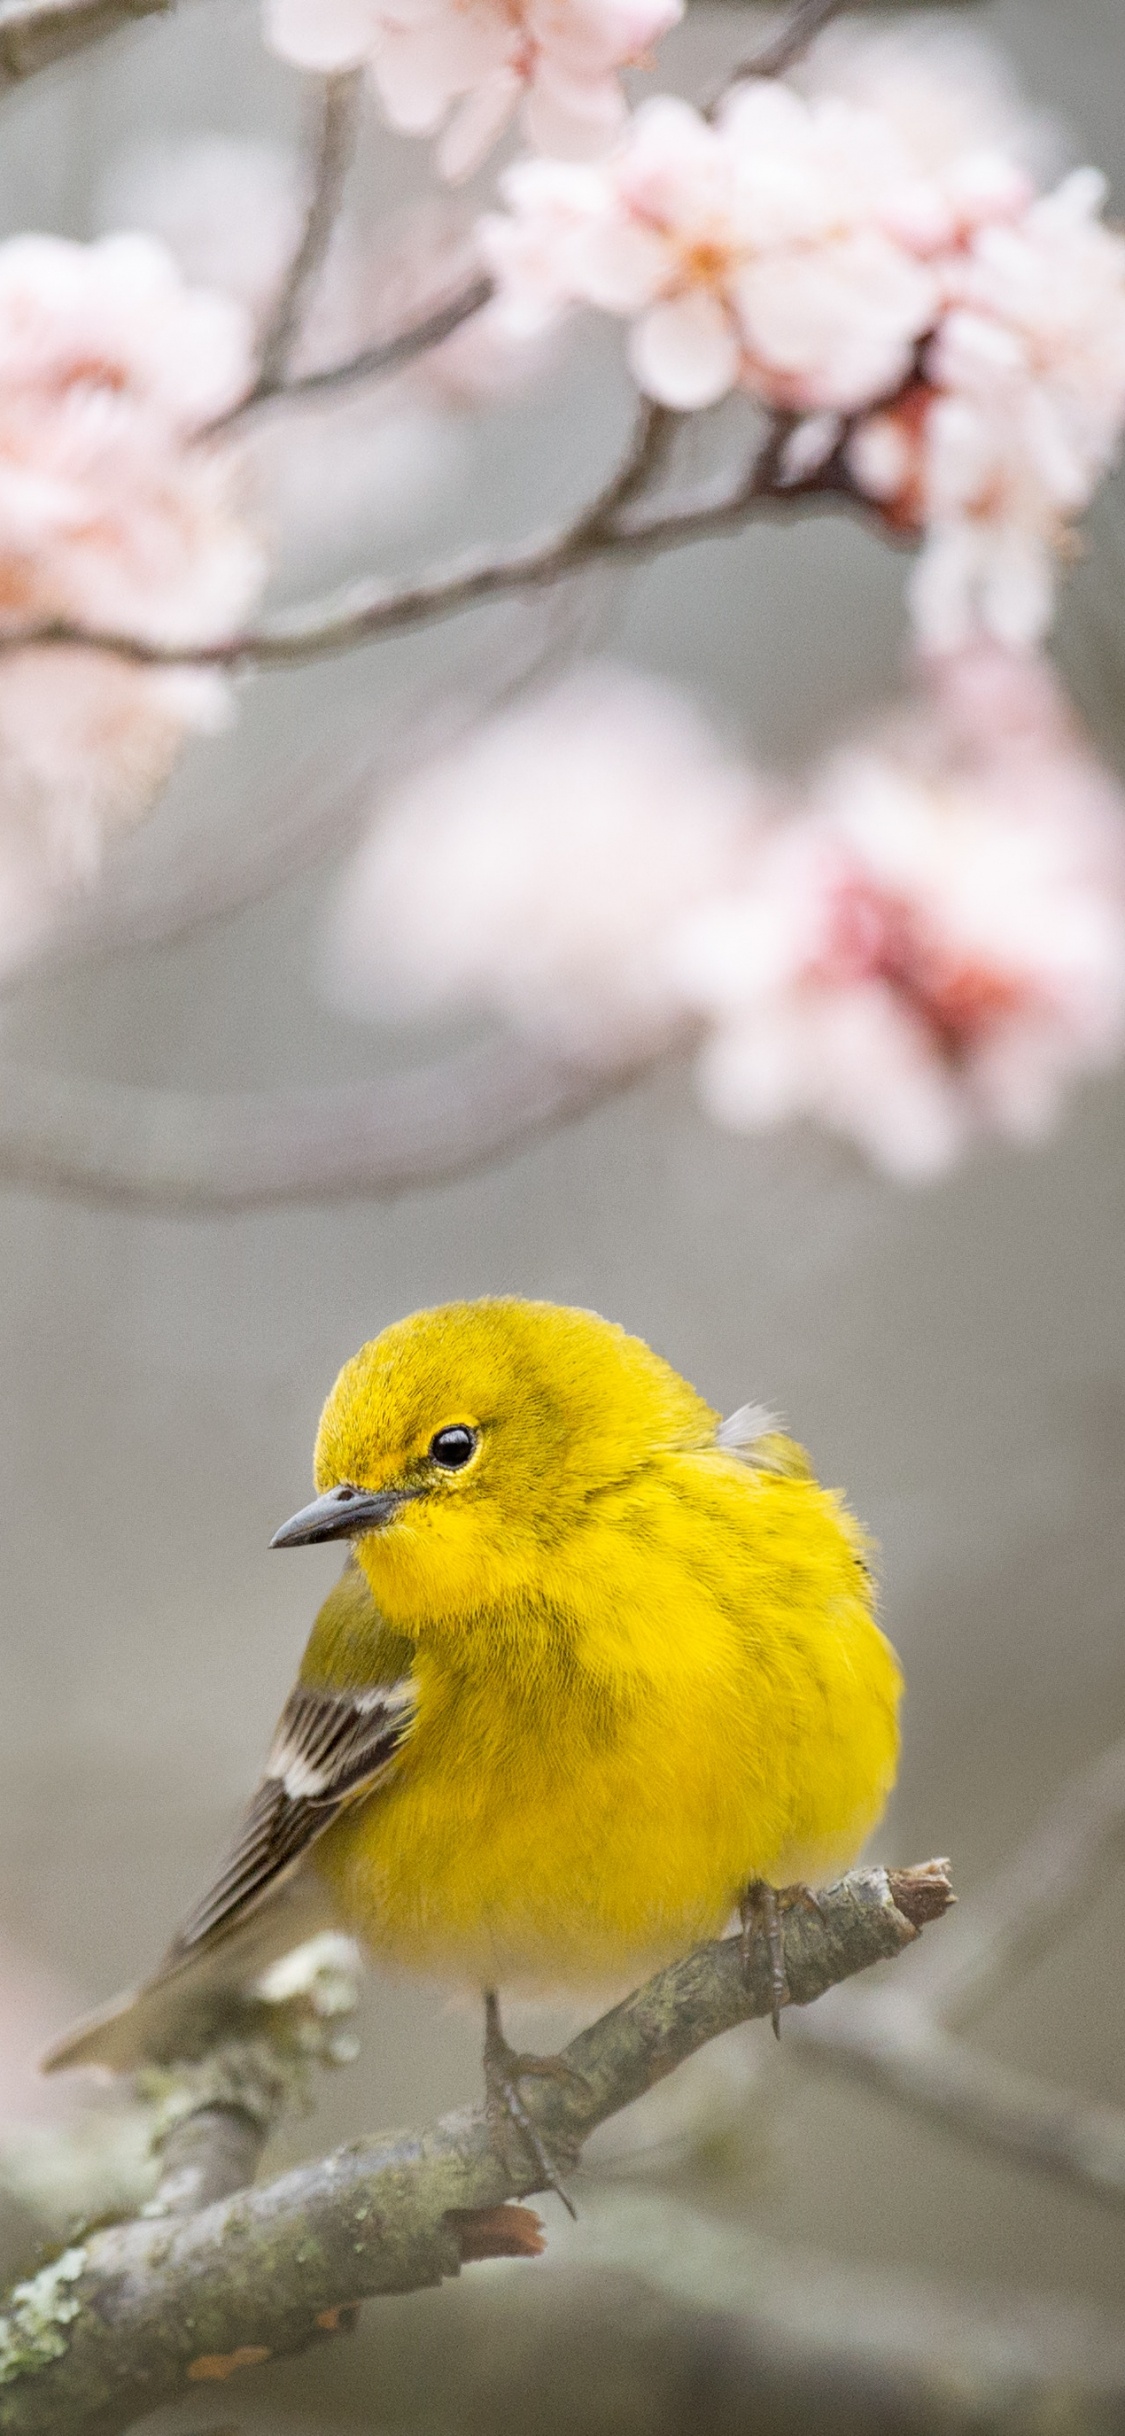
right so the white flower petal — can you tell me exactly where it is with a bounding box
[629,291,740,410]
[522,70,625,161]
[264,0,375,69]
[567,216,667,312]
[438,71,521,180]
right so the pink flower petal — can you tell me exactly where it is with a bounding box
[264,0,376,70]
[523,68,625,160]
[438,71,521,181]
[629,290,740,409]
[567,216,667,312]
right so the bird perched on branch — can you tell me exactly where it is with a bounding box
[46,1297,902,2202]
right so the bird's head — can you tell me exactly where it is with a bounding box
[271,1297,717,1628]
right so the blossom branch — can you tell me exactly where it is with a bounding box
[0,1035,641,1211]
[0,412,875,673]
[731,0,850,81]
[0,1863,951,2436]
[240,274,495,413]
[0,0,167,85]
[237,70,364,411]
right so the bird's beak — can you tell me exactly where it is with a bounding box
[270,1483,416,1548]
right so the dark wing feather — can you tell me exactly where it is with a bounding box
[163,1674,416,1963]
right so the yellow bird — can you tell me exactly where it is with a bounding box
[47,1298,902,2196]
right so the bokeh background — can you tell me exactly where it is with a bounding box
[1,1,1124,2427]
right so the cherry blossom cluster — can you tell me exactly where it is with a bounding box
[0,232,263,966]
[265,0,681,182]
[678,650,1125,1176]
[483,43,1125,650]
[0,234,261,648]
[332,652,1125,1179]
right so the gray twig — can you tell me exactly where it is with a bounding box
[734,0,848,80]
[904,1727,1125,2027]
[0,1034,645,1211]
[236,71,364,413]
[0,0,168,85]
[785,1725,1125,2210]
[789,1993,1125,2212]
[236,275,495,416]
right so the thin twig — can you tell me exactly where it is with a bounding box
[568,399,682,539]
[734,0,848,81]
[904,1728,1125,2027]
[0,1864,951,2436]
[233,276,495,418]
[0,1034,645,1211]
[790,1992,1125,2213]
[785,1725,1125,2207]
[235,70,364,414]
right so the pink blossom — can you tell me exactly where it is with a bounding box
[796,17,1052,236]
[265,0,681,181]
[850,170,1125,648]
[326,664,761,1059]
[674,650,1125,1177]
[484,86,941,412]
[327,647,1125,1178]
[0,648,228,972]
[0,233,264,649]
[0,233,250,436]
[487,32,1125,629]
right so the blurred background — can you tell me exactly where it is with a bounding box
[1,0,1125,2428]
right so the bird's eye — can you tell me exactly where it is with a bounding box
[430,1425,478,1471]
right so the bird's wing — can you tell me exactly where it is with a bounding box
[162,1672,417,1964]
[44,1649,417,2072]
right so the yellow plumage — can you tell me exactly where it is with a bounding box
[45,1295,901,2075]
[306,1298,901,1992]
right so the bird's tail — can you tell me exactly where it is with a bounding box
[42,1872,335,2073]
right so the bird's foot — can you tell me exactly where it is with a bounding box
[739,1881,822,2038]
[482,1989,585,2219]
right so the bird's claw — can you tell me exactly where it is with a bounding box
[482,1990,584,2218]
[739,1881,822,2037]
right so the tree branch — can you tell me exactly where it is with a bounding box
[228,70,364,415]
[904,1727,1125,2027]
[731,0,848,79]
[0,415,884,673]
[232,275,496,416]
[0,1863,951,2436]
[0,1034,643,1211]
[789,1993,1125,2213]
[0,0,167,84]
[784,1727,1125,2210]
